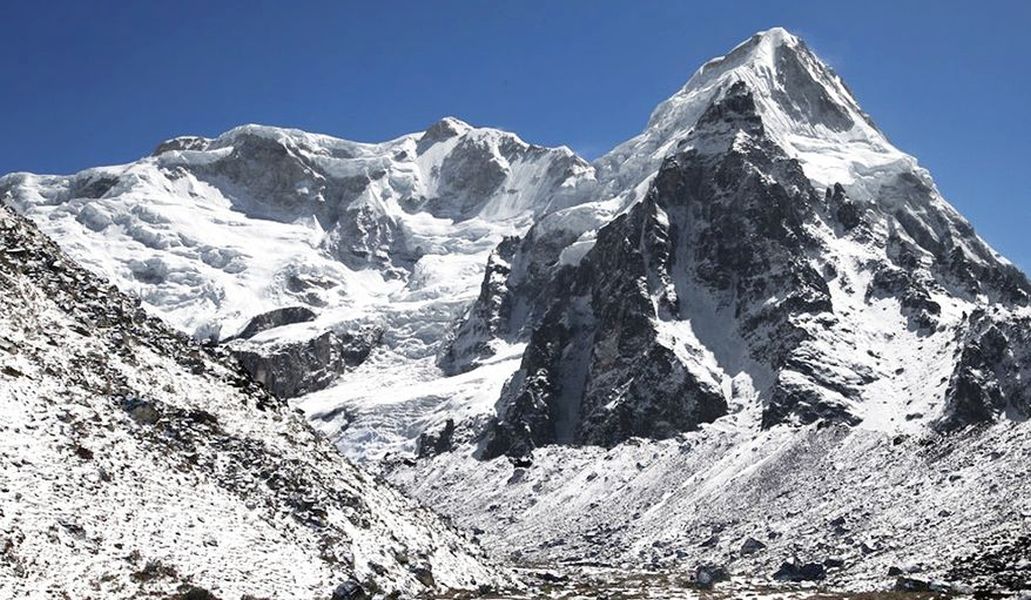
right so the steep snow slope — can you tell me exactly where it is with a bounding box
[0,119,595,460]
[0,205,510,598]
[1,118,591,347]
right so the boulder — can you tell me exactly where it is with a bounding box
[740,536,766,555]
[234,306,317,340]
[331,580,368,600]
[695,564,731,588]
[410,564,435,588]
[773,560,826,582]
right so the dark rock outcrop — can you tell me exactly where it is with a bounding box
[937,310,1031,431]
[773,560,826,582]
[232,326,381,399]
[416,419,456,459]
[482,82,860,457]
[234,306,318,340]
[740,537,766,555]
[438,237,520,375]
[331,580,368,600]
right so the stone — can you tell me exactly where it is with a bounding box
[232,326,380,399]
[740,537,766,555]
[125,399,161,425]
[331,580,368,600]
[410,564,435,588]
[695,564,731,588]
[773,560,826,582]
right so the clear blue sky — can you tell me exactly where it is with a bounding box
[3,1,1030,267]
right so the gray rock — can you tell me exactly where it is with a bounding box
[331,580,368,600]
[416,419,456,459]
[410,564,435,588]
[233,326,380,399]
[694,564,730,588]
[740,537,766,555]
[234,306,317,340]
[773,560,826,582]
[937,310,1031,431]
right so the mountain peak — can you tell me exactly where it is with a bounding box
[600,27,896,192]
[736,26,801,56]
[656,27,864,135]
[755,26,799,44]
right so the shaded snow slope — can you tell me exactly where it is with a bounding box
[0,206,510,598]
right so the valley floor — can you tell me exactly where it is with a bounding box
[444,567,976,599]
[388,422,1031,597]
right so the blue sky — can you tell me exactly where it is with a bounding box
[3,1,1030,267]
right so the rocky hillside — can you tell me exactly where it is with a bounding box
[0,205,509,598]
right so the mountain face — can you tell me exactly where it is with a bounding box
[0,205,508,598]
[467,29,1031,458]
[3,26,1031,594]
[1,119,593,408]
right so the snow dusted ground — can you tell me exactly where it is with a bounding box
[0,206,510,598]
[393,421,1031,593]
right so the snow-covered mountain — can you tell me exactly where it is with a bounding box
[415,29,1031,593]
[0,205,509,598]
[3,26,1030,594]
[474,29,1031,458]
[1,118,595,447]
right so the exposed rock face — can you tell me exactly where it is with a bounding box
[232,326,381,399]
[233,305,317,340]
[937,309,1031,431]
[416,419,457,458]
[153,135,212,155]
[0,205,508,598]
[438,237,520,375]
[439,224,585,376]
[482,83,853,457]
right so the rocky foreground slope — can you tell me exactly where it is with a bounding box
[0,205,508,598]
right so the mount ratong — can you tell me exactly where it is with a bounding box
[3,28,1030,595]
